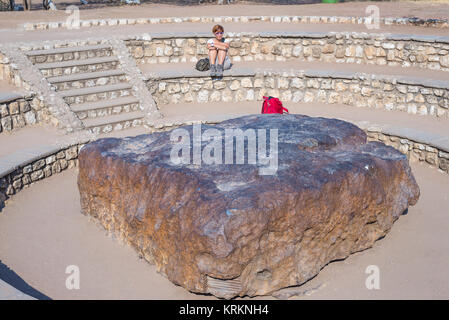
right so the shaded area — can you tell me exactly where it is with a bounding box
[0,260,51,300]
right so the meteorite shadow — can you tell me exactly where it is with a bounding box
[0,260,52,300]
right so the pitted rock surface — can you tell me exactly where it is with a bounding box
[78,114,419,298]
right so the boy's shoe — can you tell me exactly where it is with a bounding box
[216,64,223,77]
[210,64,217,77]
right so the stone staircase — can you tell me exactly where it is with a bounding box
[25,44,146,134]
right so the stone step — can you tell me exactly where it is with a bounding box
[47,69,126,83]
[82,111,146,134]
[47,70,128,91]
[26,44,114,64]
[36,56,120,77]
[26,44,112,56]
[59,83,134,105]
[71,96,141,119]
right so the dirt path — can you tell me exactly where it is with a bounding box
[1,20,448,46]
[1,1,449,30]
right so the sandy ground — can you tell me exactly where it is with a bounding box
[0,168,215,300]
[158,101,449,137]
[1,1,449,29]
[0,154,448,299]
[2,19,449,45]
[0,2,449,40]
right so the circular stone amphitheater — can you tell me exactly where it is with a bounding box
[0,1,449,300]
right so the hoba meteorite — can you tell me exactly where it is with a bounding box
[78,114,419,298]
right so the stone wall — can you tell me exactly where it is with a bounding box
[127,32,449,71]
[0,52,32,90]
[0,143,84,206]
[21,15,449,31]
[0,51,57,131]
[367,130,449,174]
[0,94,50,133]
[147,71,449,118]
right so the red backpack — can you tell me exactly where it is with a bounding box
[261,96,289,114]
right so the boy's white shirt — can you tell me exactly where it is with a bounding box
[207,38,230,45]
[207,38,231,62]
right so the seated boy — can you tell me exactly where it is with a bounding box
[206,24,232,77]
